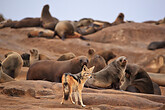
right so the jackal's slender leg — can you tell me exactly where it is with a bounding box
[74,92,78,105]
[61,85,65,104]
[69,86,75,104]
[78,90,85,107]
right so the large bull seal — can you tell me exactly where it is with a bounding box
[41,4,59,30]
[85,56,127,89]
[27,56,89,82]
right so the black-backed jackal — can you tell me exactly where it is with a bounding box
[61,65,95,107]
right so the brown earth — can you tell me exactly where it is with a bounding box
[0,22,165,110]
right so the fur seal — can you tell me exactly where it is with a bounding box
[57,52,76,61]
[0,62,15,83]
[88,48,116,64]
[21,53,30,67]
[27,28,54,39]
[120,64,154,94]
[29,49,50,65]
[148,72,165,86]
[0,19,18,29]
[112,13,125,25]
[41,4,59,30]
[159,65,165,73]
[144,55,165,73]
[77,18,94,27]
[85,56,127,89]
[147,41,165,50]
[88,54,106,73]
[11,17,41,28]
[0,14,5,22]
[27,56,89,82]
[2,52,23,78]
[54,21,87,40]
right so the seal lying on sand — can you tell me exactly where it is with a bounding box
[41,4,59,30]
[27,56,89,82]
[120,64,155,94]
[85,56,127,89]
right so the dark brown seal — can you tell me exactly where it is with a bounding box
[41,4,59,30]
[147,41,165,50]
[85,56,127,89]
[120,64,154,94]
[11,17,41,28]
[26,56,89,82]
[112,13,125,25]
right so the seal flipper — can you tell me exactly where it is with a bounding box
[80,36,90,41]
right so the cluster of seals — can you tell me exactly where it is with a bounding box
[147,41,165,50]
[76,18,111,35]
[112,13,125,25]
[2,52,23,78]
[120,64,161,95]
[26,56,89,82]
[85,56,127,89]
[41,4,59,30]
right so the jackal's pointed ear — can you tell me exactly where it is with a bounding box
[90,66,95,73]
[82,65,87,71]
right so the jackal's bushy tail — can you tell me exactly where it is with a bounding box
[63,73,70,100]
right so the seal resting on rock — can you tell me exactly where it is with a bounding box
[41,4,59,30]
[2,52,23,78]
[29,49,51,66]
[27,56,89,82]
[54,21,87,40]
[0,62,15,83]
[85,56,127,89]
[147,41,165,50]
[120,64,155,94]
[57,52,76,61]
[11,17,41,28]
[112,13,125,25]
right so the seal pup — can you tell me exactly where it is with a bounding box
[27,56,89,82]
[85,56,127,89]
[41,4,59,30]
[2,52,23,78]
[120,64,154,94]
